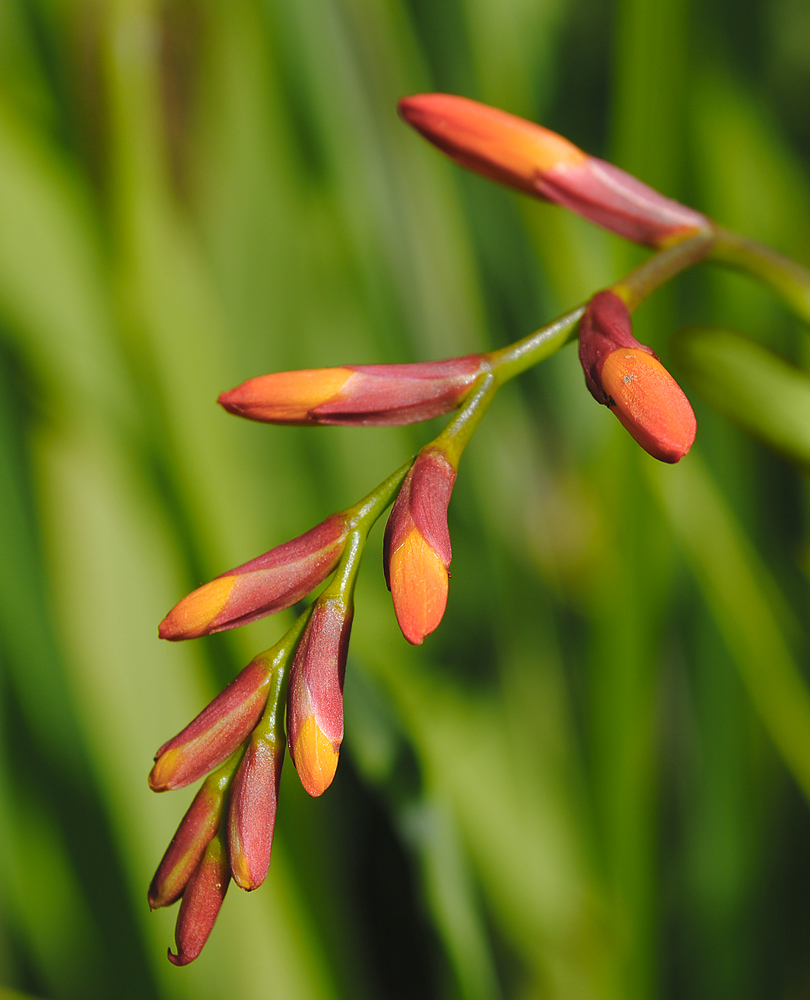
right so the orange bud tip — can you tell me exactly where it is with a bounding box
[390,529,449,644]
[293,715,339,797]
[398,93,586,195]
[601,348,697,463]
[218,368,353,423]
[159,576,237,641]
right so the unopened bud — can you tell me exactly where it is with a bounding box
[227,726,284,891]
[399,93,709,248]
[167,835,229,966]
[149,655,271,791]
[579,290,696,463]
[218,356,488,426]
[148,769,230,909]
[159,514,348,641]
[383,448,456,644]
[286,599,352,797]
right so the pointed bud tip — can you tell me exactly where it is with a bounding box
[390,529,449,645]
[293,714,339,797]
[602,348,696,463]
[218,369,353,424]
[148,749,178,792]
[159,575,237,641]
[231,870,261,892]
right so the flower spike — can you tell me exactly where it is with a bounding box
[286,597,353,797]
[399,93,710,248]
[384,447,456,644]
[159,514,348,641]
[579,290,696,463]
[218,356,489,427]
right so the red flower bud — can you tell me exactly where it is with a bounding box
[286,599,352,797]
[579,291,696,463]
[149,771,229,908]
[399,93,709,248]
[218,356,488,426]
[383,448,456,644]
[227,727,284,891]
[167,835,230,966]
[158,514,348,641]
[149,656,271,791]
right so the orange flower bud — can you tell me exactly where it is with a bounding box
[399,92,586,195]
[227,727,284,891]
[149,656,271,791]
[158,514,348,640]
[579,291,696,463]
[218,356,488,426]
[149,770,228,908]
[286,599,352,797]
[399,93,709,248]
[383,448,456,644]
[167,835,230,966]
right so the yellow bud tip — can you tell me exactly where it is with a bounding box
[399,93,587,193]
[293,715,339,797]
[148,748,179,792]
[390,529,449,645]
[218,368,353,422]
[601,348,697,463]
[159,575,237,641]
[230,858,257,892]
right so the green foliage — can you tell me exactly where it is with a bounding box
[1,0,810,998]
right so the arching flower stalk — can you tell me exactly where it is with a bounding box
[149,91,810,964]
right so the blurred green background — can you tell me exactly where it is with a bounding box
[2,0,810,998]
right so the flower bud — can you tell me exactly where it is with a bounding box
[383,448,456,644]
[579,290,696,463]
[148,769,230,908]
[167,835,230,966]
[218,356,488,426]
[149,655,271,791]
[227,726,284,891]
[286,598,352,797]
[399,93,709,248]
[159,514,348,641]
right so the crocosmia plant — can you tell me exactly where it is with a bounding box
[150,93,810,963]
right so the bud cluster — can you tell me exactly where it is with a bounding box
[151,92,716,964]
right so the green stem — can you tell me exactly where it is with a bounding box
[252,652,292,752]
[613,228,716,310]
[710,227,810,325]
[487,229,717,386]
[487,307,585,384]
[433,372,499,468]
[205,746,244,795]
[345,460,414,528]
[326,527,366,602]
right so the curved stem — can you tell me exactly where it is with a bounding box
[710,227,810,325]
[487,307,586,384]
[346,459,414,527]
[613,229,716,310]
